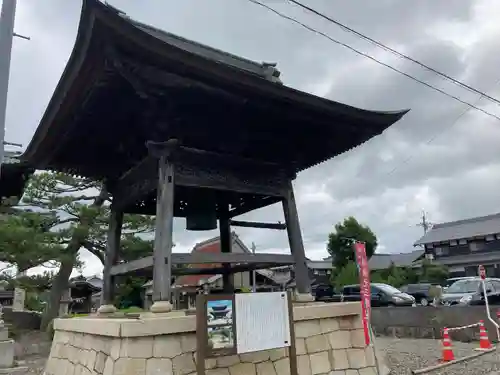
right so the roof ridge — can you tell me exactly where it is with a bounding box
[108,2,282,84]
[433,212,500,228]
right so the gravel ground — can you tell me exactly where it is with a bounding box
[377,336,500,375]
[14,355,47,375]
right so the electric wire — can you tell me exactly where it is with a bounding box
[287,0,500,107]
[245,0,500,122]
[244,0,500,231]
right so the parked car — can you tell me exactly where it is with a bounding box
[439,277,500,306]
[400,283,440,306]
[442,277,476,291]
[314,285,337,302]
[341,283,415,307]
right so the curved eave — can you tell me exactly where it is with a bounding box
[22,0,98,164]
[22,0,408,166]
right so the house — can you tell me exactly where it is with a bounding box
[66,275,103,314]
[319,249,425,282]
[366,250,425,270]
[306,260,333,286]
[281,260,333,292]
[142,233,288,310]
[414,212,500,278]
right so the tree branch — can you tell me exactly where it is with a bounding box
[83,242,105,265]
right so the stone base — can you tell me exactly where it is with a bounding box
[139,310,186,319]
[149,300,173,313]
[97,304,117,315]
[0,340,14,369]
[45,301,389,375]
[293,292,315,303]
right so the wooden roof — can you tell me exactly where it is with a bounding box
[21,0,408,186]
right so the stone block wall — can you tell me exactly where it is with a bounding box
[44,303,388,375]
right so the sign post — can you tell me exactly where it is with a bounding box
[478,264,500,342]
[353,242,371,345]
[196,292,297,375]
[479,265,486,280]
[353,241,380,375]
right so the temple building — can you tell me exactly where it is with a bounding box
[8,0,408,315]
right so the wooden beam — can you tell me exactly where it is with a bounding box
[173,252,295,265]
[172,263,278,276]
[149,152,176,305]
[111,155,286,208]
[229,196,282,218]
[230,220,286,230]
[219,202,233,292]
[111,256,153,276]
[110,253,296,276]
[176,144,281,169]
[111,139,291,210]
[283,181,311,294]
[111,157,157,210]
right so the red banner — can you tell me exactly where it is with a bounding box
[354,242,371,345]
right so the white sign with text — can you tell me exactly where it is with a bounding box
[235,292,291,354]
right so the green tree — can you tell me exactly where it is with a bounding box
[419,260,449,283]
[332,262,359,290]
[0,208,65,272]
[327,217,377,270]
[13,172,155,329]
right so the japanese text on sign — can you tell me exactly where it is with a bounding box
[354,242,371,346]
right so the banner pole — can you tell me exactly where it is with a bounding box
[352,240,381,375]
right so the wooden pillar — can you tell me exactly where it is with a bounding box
[282,181,311,296]
[150,153,176,312]
[98,207,123,314]
[219,203,234,293]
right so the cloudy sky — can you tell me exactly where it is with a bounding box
[7,0,500,276]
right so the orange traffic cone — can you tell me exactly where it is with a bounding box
[441,328,455,362]
[476,320,492,351]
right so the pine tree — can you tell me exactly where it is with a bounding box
[2,172,155,328]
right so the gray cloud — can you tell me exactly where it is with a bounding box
[9,0,500,275]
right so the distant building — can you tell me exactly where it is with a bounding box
[142,233,287,310]
[366,250,425,270]
[414,212,500,278]
[322,250,424,275]
[69,276,103,314]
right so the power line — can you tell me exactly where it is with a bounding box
[287,0,500,107]
[383,77,500,178]
[245,0,500,122]
[306,77,500,226]
[0,0,17,180]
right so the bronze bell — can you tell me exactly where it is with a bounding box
[186,190,217,231]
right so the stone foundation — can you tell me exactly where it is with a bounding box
[44,302,389,375]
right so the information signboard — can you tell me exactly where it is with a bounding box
[235,292,291,354]
[196,291,297,375]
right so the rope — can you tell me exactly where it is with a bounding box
[446,323,481,332]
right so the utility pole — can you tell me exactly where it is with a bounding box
[416,210,433,235]
[0,0,28,180]
[251,242,257,292]
[0,0,17,179]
